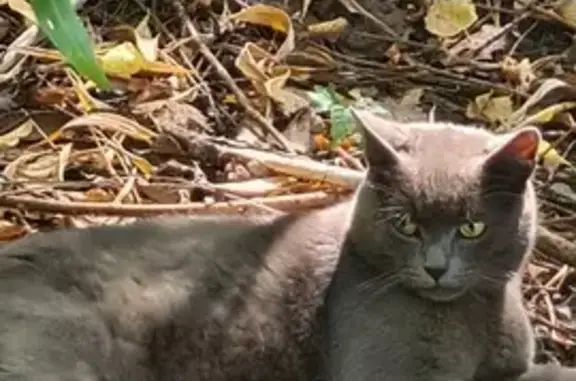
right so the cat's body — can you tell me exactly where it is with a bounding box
[0,204,349,381]
[0,110,574,381]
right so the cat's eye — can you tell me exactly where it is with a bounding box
[393,213,419,237]
[458,220,486,238]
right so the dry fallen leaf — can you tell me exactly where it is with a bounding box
[537,140,573,170]
[264,67,309,114]
[6,0,36,23]
[306,17,348,39]
[556,0,576,26]
[519,101,576,127]
[49,112,158,143]
[134,100,212,134]
[98,42,145,79]
[466,92,514,124]
[229,4,295,59]
[501,56,535,92]
[0,118,35,148]
[235,42,309,115]
[84,188,116,203]
[95,42,189,79]
[0,220,27,242]
[425,0,478,38]
[235,42,272,94]
[134,13,160,62]
[503,78,571,130]
[7,144,71,182]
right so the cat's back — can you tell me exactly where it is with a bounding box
[0,202,350,381]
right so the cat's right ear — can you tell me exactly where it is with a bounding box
[350,108,402,169]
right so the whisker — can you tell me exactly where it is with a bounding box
[359,274,403,307]
[356,271,400,293]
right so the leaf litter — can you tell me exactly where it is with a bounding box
[1,0,576,366]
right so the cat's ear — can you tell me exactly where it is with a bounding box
[350,108,403,169]
[483,127,541,182]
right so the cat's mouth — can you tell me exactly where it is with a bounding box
[414,286,468,302]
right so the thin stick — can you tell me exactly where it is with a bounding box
[0,191,348,217]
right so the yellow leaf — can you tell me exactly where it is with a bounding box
[7,0,36,23]
[229,4,295,59]
[230,4,289,32]
[134,13,160,62]
[98,42,146,78]
[556,0,576,25]
[0,118,35,148]
[139,60,191,76]
[235,42,271,93]
[425,0,478,38]
[466,92,513,124]
[128,153,154,177]
[520,101,576,127]
[223,94,237,104]
[306,17,348,38]
[538,140,573,170]
[66,68,113,113]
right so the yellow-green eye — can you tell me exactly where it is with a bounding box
[458,221,486,238]
[394,213,419,236]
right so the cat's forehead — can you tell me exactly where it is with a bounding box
[381,122,496,214]
[392,122,495,157]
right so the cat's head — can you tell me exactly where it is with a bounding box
[348,109,540,302]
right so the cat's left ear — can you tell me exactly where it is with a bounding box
[350,108,405,170]
[483,127,541,180]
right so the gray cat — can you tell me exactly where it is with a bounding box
[0,110,571,381]
[322,109,571,381]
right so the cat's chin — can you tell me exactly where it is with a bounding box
[414,287,468,302]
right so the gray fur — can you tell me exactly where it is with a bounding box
[0,207,349,381]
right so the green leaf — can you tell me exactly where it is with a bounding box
[329,104,353,145]
[307,85,341,112]
[29,0,110,89]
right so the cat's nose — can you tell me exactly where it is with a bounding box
[423,265,447,281]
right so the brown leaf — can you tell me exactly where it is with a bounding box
[84,188,115,203]
[0,220,27,242]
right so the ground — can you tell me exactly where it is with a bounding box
[0,0,575,367]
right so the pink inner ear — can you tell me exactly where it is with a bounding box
[500,129,540,163]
